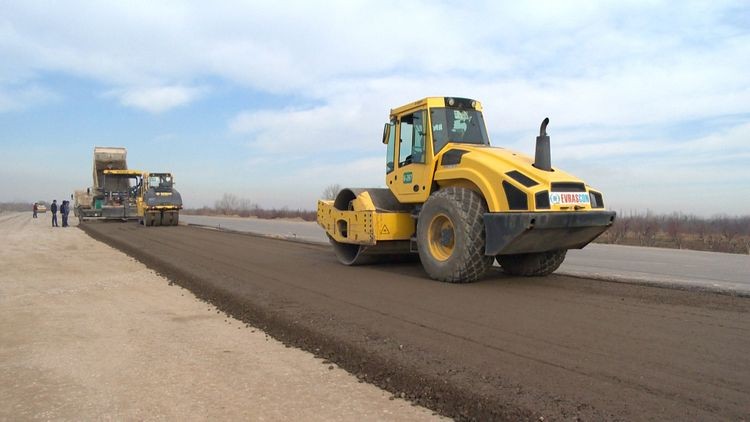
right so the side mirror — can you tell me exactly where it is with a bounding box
[382,123,391,144]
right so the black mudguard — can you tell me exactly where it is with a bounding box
[484,211,616,255]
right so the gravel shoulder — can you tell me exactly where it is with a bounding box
[0,212,439,421]
[79,220,750,421]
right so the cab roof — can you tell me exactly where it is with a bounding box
[390,96,482,118]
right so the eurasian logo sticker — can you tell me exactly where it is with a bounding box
[403,172,413,184]
[549,192,590,205]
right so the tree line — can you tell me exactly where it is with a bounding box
[182,186,342,222]
[0,202,32,212]
[597,211,750,254]
[188,195,750,255]
[182,193,317,221]
[6,197,747,255]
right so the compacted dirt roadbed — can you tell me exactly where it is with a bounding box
[80,222,750,421]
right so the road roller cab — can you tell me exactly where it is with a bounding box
[317,97,615,282]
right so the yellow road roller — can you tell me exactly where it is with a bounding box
[136,172,182,226]
[317,97,615,283]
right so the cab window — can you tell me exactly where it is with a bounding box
[430,107,489,153]
[398,110,427,167]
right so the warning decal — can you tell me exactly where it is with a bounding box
[380,225,390,235]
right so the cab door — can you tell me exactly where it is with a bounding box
[136,175,147,217]
[388,109,431,202]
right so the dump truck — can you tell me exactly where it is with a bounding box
[76,147,142,221]
[317,97,616,283]
[136,172,183,226]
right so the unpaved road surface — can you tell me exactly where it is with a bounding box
[0,212,439,421]
[181,214,750,294]
[80,221,750,421]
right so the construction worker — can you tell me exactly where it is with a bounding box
[61,200,70,227]
[33,203,38,218]
[50,200,58,227]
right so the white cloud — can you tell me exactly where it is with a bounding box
[0,84,58,112]
[151,133,178,143]
[1,1,749,214]
[230,94,391,156]
[106,85,205,113]
[2,1,748,120]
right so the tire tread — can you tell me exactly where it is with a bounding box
[497,250,567,276]
[418,187,493,283]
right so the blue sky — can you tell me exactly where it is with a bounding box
[1,1,748,216]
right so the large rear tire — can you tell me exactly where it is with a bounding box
[496,250,567,276]
[417,187,493,283]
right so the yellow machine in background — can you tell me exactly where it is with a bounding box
[136,172,182,226]
[78,168,143,221]
[77,147,141,221]
[318,97,615,283]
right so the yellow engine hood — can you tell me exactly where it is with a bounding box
[433,144,604,212]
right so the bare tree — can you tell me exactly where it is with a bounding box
[632,213,658,247]
[606,217,630,244]
[694,218,708,243]
[239,198,255,211]
[215,193,240,215]
[322,184,341,200]
[666,216,682,249]
[719,217,740,244]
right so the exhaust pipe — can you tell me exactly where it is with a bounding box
[534,117,551,171]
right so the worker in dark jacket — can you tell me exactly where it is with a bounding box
[33,203,38,218]
[61,200,70,227]
[50,200,58,227]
